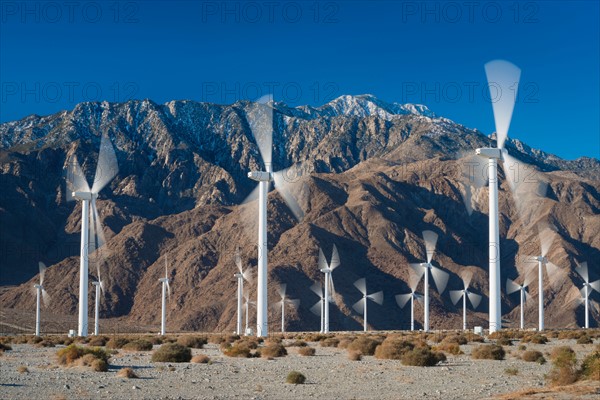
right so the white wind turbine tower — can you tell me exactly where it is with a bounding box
[395,272,423,331]
[310,282,325,333]
[449,271,482,330]
[575,261,599,329]
[472,59,531,332]
[506,277,533,329]
[409,230,450,332]
[318,245,341,333]
[33,262,50,336]
[234,246,252,335]
[91,264,105,336]
[158,258,171,336]
[66,133,118,337]
[275,283,300,333]
[353,278,383,332]
[244,95,305,337]
[526,226,561,331]
[243,291,256,335]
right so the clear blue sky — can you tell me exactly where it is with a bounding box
[1,1,598,160]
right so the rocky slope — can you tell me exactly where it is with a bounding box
[0,95,599,332]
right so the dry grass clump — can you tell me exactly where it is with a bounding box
[496,338,513,346]
[151,343,191,363]
[122,339,153,352]
[260,343,287,358]
[117,367,138,378]
[29,336,43,344]
[87,336,107,346]
[435,342,462,355]
[191,354,211,364]
[106,338,129,349]
[176,336,207,348]
[465,332,485,343]
[548,346,578,386]
[522,350,546,364]
[286,371,306,384]
[347,336,383,356]
[348,350,362,361]
[522,334,548,344]
[145,336,163,345]
[401,347,446,367]
[576,335,593,345]
[288,340,307,347]
[505,367,519,376]
[208,334,240,345]
[442,334,468,345]
[302,333,328,342]
[472,344,505,360]
[337,337,354,349]
[0,342,12,352]
[374,337,415,360]
[17,365,29,374]
[580,347,600,381]
[298,346,315,356]
[221,342,252,358]
[56,344,110,369]
[319,337,340,347]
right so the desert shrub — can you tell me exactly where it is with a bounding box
[56,344,110,366]
[286,371,306,384]
[35,340,55,348]
[91,359,108,372]
[320,337,340,348]
[348,350,362,361]
[236,337,260,350]
[261,343,287,358]
[151,343,191,363]
[117,367,138,378]
[87,336,107,347]
[401,347,446,367]
[289,340,307,347]
[435,342,462,356]
[518,345,527,351]
[465,333,485,343]
[29,336,43,344]
[209,334,239,345]
[0,343,12,352]
[522,334,548,344]
[505,367,519,376]
[298,347,315,356]
[338,338,354,349]
[347,336,383,356]
[106,338,129,349]
[442,335,468,345]
[547,346,578,386]
[221,342,252,358]
[576,335,593,345]
[522,350,545,364]
[191,354,211,364]
[122,340,153,352]
[17,366,28,374]
[580,349,600,381]
[177,336,206,349]
[146,336,163,345]
[302,333,328,342]
[497,338,513,346]
[471,345,505,360]
[374,337,415,360]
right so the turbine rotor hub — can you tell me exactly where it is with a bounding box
[247,171,272,182]
[475,148,502,159]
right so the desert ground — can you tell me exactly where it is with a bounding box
[1,329,599,400]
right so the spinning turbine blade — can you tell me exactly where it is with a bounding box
[310,282,323,298]
[449,290,463,305]
[288,299,300,309]
[524,290,533,303]
[91,134,118,194]
[41,288,50,307]
[506,278,521,295]
[484,60,521,149]
[456,152,487,216]
[461,270,473,290]
[318,248,328,271]
[273,168,305,221]
[310,301,322,316]
[395,293,412,309]
[414,293,424,304]
[278,283,287,299]
[468,292,482,309]
[591,280,600,293]
[38,262,46,286]
[422,230,438,264]
[241,184,261,205]
[539,225,557,257]
[545,262,562,288]
[408,270,421,292]
[330,244,340,270]
[409,263,426,279]
[352,298,365,314]
[354,278,367,295]
[576,261,589,282]
[65,156,90,201]
[430,266,449,293]
[368,291,384,305]
[247,94,273,167]
[235,246,243,273]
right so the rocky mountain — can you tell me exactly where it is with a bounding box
[1,95,599,333]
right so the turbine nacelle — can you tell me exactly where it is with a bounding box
[247,171,272,182]
[475,147,502,159]
[534,256,548,263]
[92,281,101,287]
[34,284,42,289]
[72,191,96,201]
[158,277,170,283]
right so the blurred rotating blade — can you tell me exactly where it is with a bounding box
[502,151,548,223]
[65,155,90,201]
[484,59,521,149]
[287,299,300,309]
[430,266,449,293]
[318,248,328,271]
[96,264,104,293]
[414,293,424,305]
[310,301,322,316]
[408,270,421,292]
[456,153,487,216]
[368,291,383,305]
[166,279,171,301]
[467,292,482,309]
[278,283,287,299]
[310,282,323,298]
[506,279,521,295]
[38,262,47,286]
[409,263,426,280]
[538,224,557,257]
[545,261,562,289]
[330,244,340,271]
[395,293,412,309]
[273,167,305,221]
[422,230,438,263]
[354,278,367,296]
[590,280,600,293]
[91,134,118,194]
[460,269,473,290]
[235,246,243,273]
[449,290,463,305]
[576,261,589,283]
[41,288,50,307]
[524,290,533,303]
[580,287,588,299]
[246,94,273,167]
[328,274,337,301]
[352,298,365,314]
[241,184,261,205]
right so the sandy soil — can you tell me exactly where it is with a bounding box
[0,336,598,400]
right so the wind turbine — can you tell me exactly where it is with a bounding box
[158,258,171,336]
[234,246,252,335]
[526,225,561,331]
[243,291,256,335]
[395,272,423,331]
[353,278,383,332]
[33,262,50,336]
[66,133,118,337]
[409,230,450,332]
[449,271,482,330]
[244,95,304,337]
[506,277,533,329]
[575,261,599,329]
[91,264,105,336]
[318,245,341,333]
[275,283,300,333]
[310,282,325,333]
